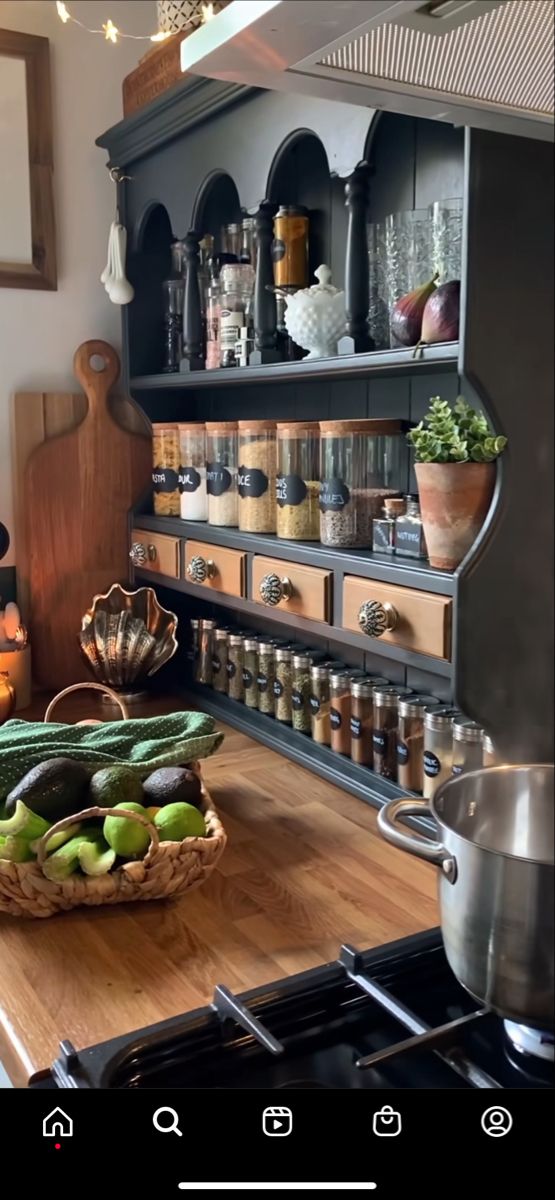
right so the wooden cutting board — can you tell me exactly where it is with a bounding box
[24,340,151,689]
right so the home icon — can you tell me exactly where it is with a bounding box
[43,1108,73,1138]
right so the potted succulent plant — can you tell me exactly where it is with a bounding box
[408,397,507,571]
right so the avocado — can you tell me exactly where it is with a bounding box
[5,758,91,823]
[143,766,202,810]
[89,766,144,811]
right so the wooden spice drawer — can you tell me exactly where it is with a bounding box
[184,539,246,597]
[130,528,180,578]
[252,555,332,623]
[343,575,452,661]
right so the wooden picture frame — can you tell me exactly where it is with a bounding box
[0,28,57,290]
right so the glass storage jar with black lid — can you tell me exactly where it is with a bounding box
[257,640,276,715]
[397,694,439,793]
[178,423,207,521]
[195,618,215,685]
[206,421,238,527]
[227,633,245,702]
[238,420,277,533]
[423,706,461,799]
[211,628,228,693]
[319,420,405,548]
[276,422,320,541]
[483,733,497,767]
[452,718,484,776]
[329,668,367,756]
[242,637,259,709]
[372,686,413,779]
[152,423,180,516]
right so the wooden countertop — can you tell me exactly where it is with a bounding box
[0,692,437,1087]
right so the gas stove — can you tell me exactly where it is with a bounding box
[36,929,553,1090]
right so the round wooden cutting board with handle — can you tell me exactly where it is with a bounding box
[25,340,152,690]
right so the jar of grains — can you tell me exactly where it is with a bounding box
[329,668,367,755]
[206,421,238,527]
[452,718,484,777]
[178,423,208,521]
[276,422,320,540]
[292,652,314,733]
[238,420,277,533]
[242,637,259,709]
[274,647,294,723]
[483,733,497,768]
[257,640,276,715]
[423,706,461,799]
[226,633,245,702]
[372,686,413,779]
[152,423,180,516]
[396,694,438,793]
[211,627,229,693]
[319,420,406,547]
[309,664,333,745]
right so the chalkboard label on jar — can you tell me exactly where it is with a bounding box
[178,466,201,493]
[350,715,362,739]
[276,474,307,508]
[273,678,284,698]
[319,478,350,512]
[373,730,387,754]
[242,668,253,688]
[226,661,236,679]
[424,750,441,777]
[257,673,268,692]
[452,764,463,776]
[207,464,232,497]
[291,689,304,711]
[238,467,268,499]
[330,707,342,731]
[152,467,179,494]
[397,741,409,765]
[271,237,286,263]
[309,694,320,715]
[211,656,221,674]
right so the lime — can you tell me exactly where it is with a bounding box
[154,802,206,842]
[103,802,150,859]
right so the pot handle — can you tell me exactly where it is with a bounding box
[377,799,457,883]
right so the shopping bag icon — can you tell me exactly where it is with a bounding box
[372,1105,402,1137]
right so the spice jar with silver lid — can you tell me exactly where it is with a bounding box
[423,706,461,799]
[292,651,315,733]
[257,640,276,715]
[309,664,334,745]
[195,618,215,685]
[452,718,484,776]
[274,647,294,723]
[227,633,245,702]
[211,627,229,693]
[242,637,259,710]
[329,668,367,756]
[372,686,413,780]
[483,733,497,768]
[397,694,438,793]
[350,679,376,766]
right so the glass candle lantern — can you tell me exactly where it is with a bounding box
[319,420,405,548]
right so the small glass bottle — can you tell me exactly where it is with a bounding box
[350,679,375,765]
[219,264,255,367]
[240,217,256,267]
[292,652,313,733]
[178,423,207,521]
[234,326,254,368]
[211,627,228,694]
[452,718,484,776]
[257,641,275,715]
[227,633,245,702]
[205,276,221,371]
[195,618,215,685]
[242,637,259,709]
[372,686,413,780]
[162,279,185,373]
[309,665,332,745]
[483,733,497,768]
[397,694,438,793]
[423,706,461,799]
[274,647,293,723]
[329,668,367,755]
[189,617,200,675]
[394,496,427,559]
[372,497,407,554]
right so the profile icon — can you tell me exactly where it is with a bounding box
[481,1106,513,1137]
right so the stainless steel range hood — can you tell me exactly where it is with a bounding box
[181,0,554,141]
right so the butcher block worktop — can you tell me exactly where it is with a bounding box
[0,694,437,1087]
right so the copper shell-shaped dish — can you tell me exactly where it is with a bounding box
[79,584,178,690]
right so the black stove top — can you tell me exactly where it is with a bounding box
[39,929,553,1090]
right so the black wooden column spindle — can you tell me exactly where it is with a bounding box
[340,161,373,355]
[249,200,282,365]
[180,229,204,372]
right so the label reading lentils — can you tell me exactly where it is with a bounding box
[207,464,232,496]
[178,466,201,493]
[257,673,268,693]
[350,716,362,739]
[309,694,320,715]
[273,678,284,698]
[319,478,350,512]
[242,668,253,688]
[330,707,342,731]
[397,741,409,765]
[291,689,304,711]
[226,661,236,679]
[276,474,307,508]
[238,467,268,499]
[424,750,441,777]
[373,730,387,754]
[152,467,179,494]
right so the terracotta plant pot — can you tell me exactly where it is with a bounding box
[415,461,496,571]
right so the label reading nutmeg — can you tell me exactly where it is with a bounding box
[397,740,409,765]
[291,689,304,711]
[152,467,179,493]
[276,473,307,508]
[178,466,201,493]
[350,715,362,739]
[424,750,441,777]
[207,464,232,497]
[238,467,268,499]
[330,707,342,731]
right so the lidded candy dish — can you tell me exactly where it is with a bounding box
[283,265,346,360]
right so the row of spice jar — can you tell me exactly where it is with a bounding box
[191,620,496,792]
[153,418,412,547]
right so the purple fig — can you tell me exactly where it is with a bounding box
[390,274,438,347]
[421,280,460,344]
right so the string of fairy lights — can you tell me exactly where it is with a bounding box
[55,1,216,45]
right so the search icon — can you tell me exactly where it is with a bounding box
[153,1107,182,1137]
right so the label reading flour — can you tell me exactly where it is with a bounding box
[178,466,201,493]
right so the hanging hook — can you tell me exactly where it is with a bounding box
[108,166,133,184]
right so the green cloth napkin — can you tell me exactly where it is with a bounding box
[0,711,223,800]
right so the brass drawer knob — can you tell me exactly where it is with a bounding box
[187,555,215,583]
[129,541,156,567]
[358,599,398,638]
[259,572,292,606]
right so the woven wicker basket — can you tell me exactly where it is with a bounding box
[0,684,227,919]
